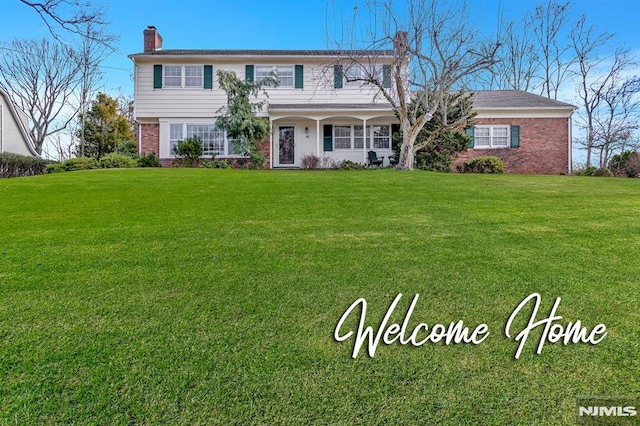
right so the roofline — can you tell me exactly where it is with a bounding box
[128,49,395,60]
[0,87,39,157]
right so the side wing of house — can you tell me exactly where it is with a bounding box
[129,26,400,168]
[455,91,576,174]
[0,89,38,157]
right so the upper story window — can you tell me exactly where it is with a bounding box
[473,125,510,148]
[255,65,294,87]
[164,65,203,88]
[344,64,384,88]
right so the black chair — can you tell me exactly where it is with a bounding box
[388,155,398,166]
[367,150,384,168]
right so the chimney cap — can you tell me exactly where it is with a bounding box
[147,25,157,30]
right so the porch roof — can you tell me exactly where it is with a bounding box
[268,103,394,112]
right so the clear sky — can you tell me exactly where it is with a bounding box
[1,0,638,100]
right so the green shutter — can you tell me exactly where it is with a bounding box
[245,65,254,82]
[204,65,213,89]
[391,123,401,150]
[295,65,303,89]
[510,125,520,148]
[382,64,392,88]
[323,124,333,151]
[334,65,343,89]
[153,65,162,89]
[465,127,475,148]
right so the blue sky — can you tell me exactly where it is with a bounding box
[1,0,638,99]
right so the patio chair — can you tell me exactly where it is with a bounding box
[388,155,398,167]
[367,150,384,168]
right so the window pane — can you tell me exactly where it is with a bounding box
[185,66,202,87]
[334,125,351,149]
[492,126,509,147]
[354,125,364,149]
[371,125,390,149]
[165,66,182,87]
[170,124,183,153]
[276,66,294,87]
[474,127,491,148]
[256,66,276,86]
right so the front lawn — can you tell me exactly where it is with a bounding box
[0,169,638,424]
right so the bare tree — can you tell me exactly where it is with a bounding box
[592,76,640,167]
[18,0,108,43]
[0,39,82,154]
[569,16,639,168]
[492,15,539,91]
[328,0,500,170]
[531,0,574,99]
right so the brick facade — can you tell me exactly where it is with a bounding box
[139,123,160,156]
[453,117,570,174]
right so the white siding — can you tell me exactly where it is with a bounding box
[133,57,393,120]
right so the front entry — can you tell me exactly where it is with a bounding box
[278,126,295,165]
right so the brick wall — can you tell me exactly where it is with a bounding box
[453,117,570,174]
[139,124,160,156]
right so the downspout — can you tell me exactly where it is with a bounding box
[568,115,573,175]
[269,119,273,169]
[316,119,320,158]
[0,104,3,153]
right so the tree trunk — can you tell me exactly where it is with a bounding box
[396,140,414,170]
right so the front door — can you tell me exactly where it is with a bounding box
[278,126,295,165]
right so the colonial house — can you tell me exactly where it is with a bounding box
[129,26,575,174]
[0,88,38,157]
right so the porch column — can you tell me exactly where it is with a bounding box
[269,118,274,169]
[316,119,321,157]
[362,118,367,164]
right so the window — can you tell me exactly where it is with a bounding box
[334,126,352,149]
[164,66,182,87]
[164,65,203,88]
[255,65,294,87]
[169,123,245,157]
[474,125,510,148]
[332,124,392,150]
[344,64,384,87]
[371,125,391,149]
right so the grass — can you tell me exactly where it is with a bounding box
[0,168,638,424]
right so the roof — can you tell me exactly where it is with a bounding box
[0,88,38,156]
[471,90,575,109]
[129,49,395,59]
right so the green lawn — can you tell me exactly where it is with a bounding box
[0,169,638,424]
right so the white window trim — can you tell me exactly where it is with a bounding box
[255,65,295,88]
[163,65,204,89]
[333,124,392,151]
[168,123,247,158]
[473,125,511,149]
[344,64,384,88]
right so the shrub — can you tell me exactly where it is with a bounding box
[202,159,232,169]
[46,163,66,174]
[99,153,138,169]
[320,157,339,169]
[609,151,640,177]
[116,140,138,157]
[0,153,49,178]
[593,167,613,177]
[573,165,598,176]
[173,137,203,167]
[339,160,366,170]
[301,154,321,170]
[63,157,99,171]
[138,152,162,168]
[459,156,505,174]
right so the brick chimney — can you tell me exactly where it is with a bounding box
[143,26,163,53]
[393,31,408,55]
